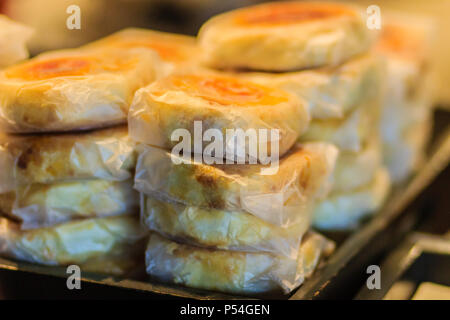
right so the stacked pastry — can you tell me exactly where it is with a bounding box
[206,1,391,231]
[0,15,33,68]
[0,42,161,275]
[377,16,434,183]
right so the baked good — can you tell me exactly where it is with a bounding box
[0,47,160,133]
[0,126,136,189]
[145,231,334,295]
[0,179,139,229]
[129,71,309,161]
[135,142,338,227]
[198,1,375,71]
[313,168,390,230]
[0,215,145,275]
[142,195,309,258]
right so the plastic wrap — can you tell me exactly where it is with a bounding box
[0,126,136,191]
[128,71,309,161]
[83,28,200,77]
[0,179,139,229]
[332,135,382,192]
[313,168,391,231]
[0,47,161,133]
[0,215,146,275]
[198,2,375,71]
[145,231,334,295]
[0,15,33,68]
[142,195,309,258]
[300,99,380,152]
[241,54,384,120]
[135,142,338,227]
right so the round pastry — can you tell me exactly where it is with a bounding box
[198,1,375,71]
[129,71,309,161]
[0,47,160,133]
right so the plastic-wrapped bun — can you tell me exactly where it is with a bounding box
[313,168,390,230]
[241,54,384,120]
[0,15,33,68]
[0,179,139,229]
[300,100,380,152]
[0,215,146,275]
[0,47,161,133]
[135,142,338,227]
[142,195,309,258]
[128,71,309,162]
[0,126,136,190]
[198,1,375,71]
[145,232,334,296]
[84,28,199,76]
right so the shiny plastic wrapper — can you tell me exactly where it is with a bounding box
[0,15,33,68]
[332,135,382,192]
[0,126,136,191]
[198,2,375,71]
[0,179,139,229]
[142,195,309,258]
[135,142,338,227]
[128,71,309,162]
[300,99,380,152]
[313,167,391,230]
[145,231,334,295]
[0,47,161,133]
[0,215,146,275]
[241,54,384,120]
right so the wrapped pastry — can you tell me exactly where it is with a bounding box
[135,142,338,227]
[142,195,309,258]
[0,126,136,190]
[0,215,146,276]
[313,168,390,230]
[241,54,384,120]
[0,15,33,68]
[84,28,199,75]
[0,47,160,133]
[300,100,380,152]
[0,179,139,229]
[198,1,375,71]
[129,72,309,162]
[377,17,434,182]
[332,135,382,192]
[145,232,334,296]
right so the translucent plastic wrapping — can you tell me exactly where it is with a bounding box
[145,231,334,295]
[0,47,161,133]
[83,28,200,77]
[0,180,139,229]
[313,168,391,230]
[332,135,382,192]
[135,142,338,227]
[128,72,309,161]
[142,195,309,258]
[0,15,33,68]
[0,215,146,275]
[198,1,375,71]
[300,99,380,152]
[0,126,136,191]
[241,54,384,120]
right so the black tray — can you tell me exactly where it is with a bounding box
[1,111,449,300]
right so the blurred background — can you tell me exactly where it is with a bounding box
[0,0,449,107]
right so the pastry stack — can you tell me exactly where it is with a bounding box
[0,38,161,275]
[206,1,391,230]
[126,8,345,296]
[377,16,435,183]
